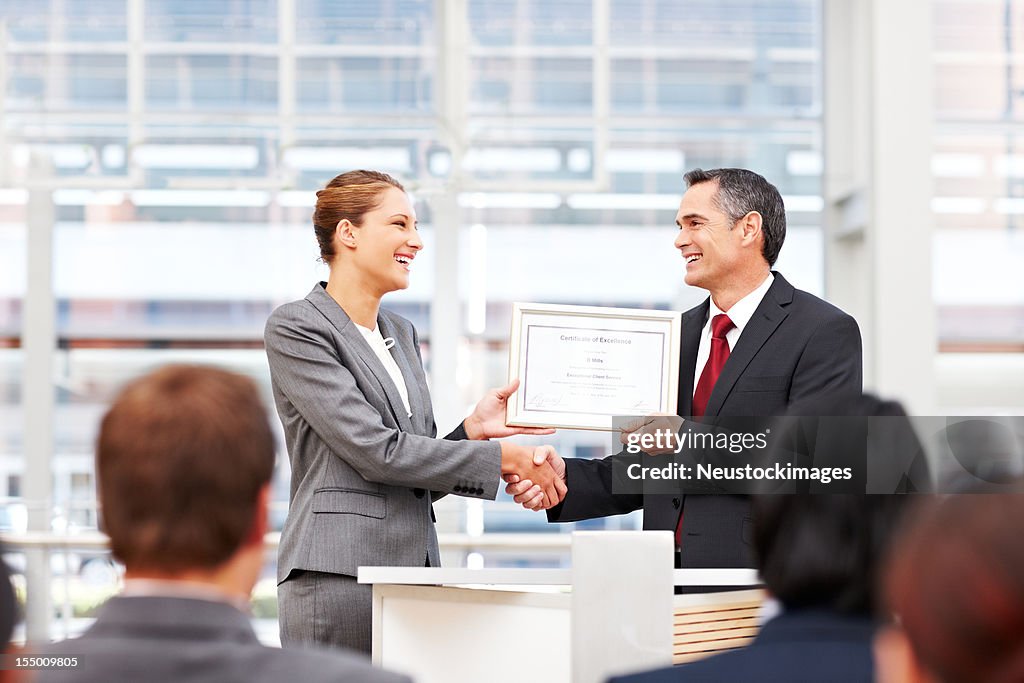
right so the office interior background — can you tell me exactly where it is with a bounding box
[0,0,1022,642]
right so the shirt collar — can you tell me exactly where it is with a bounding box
[708,272,774,334]
[354,321,378,337]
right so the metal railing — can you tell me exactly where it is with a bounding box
[0,531,573,551]
[0,530,572,642]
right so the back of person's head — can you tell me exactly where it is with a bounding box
[0,553,15,683]
[776,393,932,494]
[97,365,275,574]
[881,491,1024,683]
[0,551,15,648]
[786,392,906,418]
[938,419,1024,493]
[753,495,911,616]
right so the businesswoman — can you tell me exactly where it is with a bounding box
[265,170,564,654]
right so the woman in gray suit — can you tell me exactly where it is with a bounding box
[265,169,565,654]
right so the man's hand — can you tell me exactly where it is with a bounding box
[503,445,566,511]
[464,379,556,440]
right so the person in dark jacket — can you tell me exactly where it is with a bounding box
[610,492,914,683]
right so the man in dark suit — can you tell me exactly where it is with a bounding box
[35,365,408,683]
[506,168,863,568]
[608,494,912,683]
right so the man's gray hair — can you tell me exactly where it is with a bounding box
[683,168,787,266]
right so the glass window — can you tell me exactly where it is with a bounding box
[469,0,592,47]
[2,0,827,610]
[454,1,824,517]
[146,0,278,43]
[297,0,431,45]
[146,55,278,111]
[471,57,593,114]
[295,57,432,113]
[933,0,1024,349]
[0,0,127,42]
[7,54,127,111]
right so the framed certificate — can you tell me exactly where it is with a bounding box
[506,302,681,431]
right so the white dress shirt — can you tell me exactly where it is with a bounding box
[355,322,413,418]
[692,273,775,395]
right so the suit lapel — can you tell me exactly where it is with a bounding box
[703,272,794,417]
[377,313,429,435]
[305,284,416,433]
[677,301,708,418]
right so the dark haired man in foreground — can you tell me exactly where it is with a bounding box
[36,365,409,683]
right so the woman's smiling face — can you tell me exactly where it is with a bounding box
[342,186,422,295]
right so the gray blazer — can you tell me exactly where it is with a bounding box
[265,283,502,581]
[36,595,411,683]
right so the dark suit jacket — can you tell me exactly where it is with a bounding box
[548,272,863,567]
[608,610,876,683]
[36,595,410,683]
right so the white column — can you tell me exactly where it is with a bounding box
[431,0,468,432]
[823,0,935,413]
[0,21,8,187]
[126,0,144,186]
[23,157,56,642]
[277,0,296,156]
[591,0,610,188]
[270,0,296,226]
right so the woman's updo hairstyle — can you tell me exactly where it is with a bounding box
[313,169,405,264]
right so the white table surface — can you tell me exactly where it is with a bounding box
[357,566,760,586]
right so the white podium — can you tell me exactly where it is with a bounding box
[358,532,762,683]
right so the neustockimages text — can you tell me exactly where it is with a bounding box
[623,428,853,484]
[626,461,853,484]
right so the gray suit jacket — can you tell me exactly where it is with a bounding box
[265,283,502,581]
[36,595,410,683]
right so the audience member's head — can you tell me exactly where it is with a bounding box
[0,552,15,645]
[938,419,1023,493]
[877,491,1024,683]
[776,392,931,494]
[0,553,16,683]
[753,495,911,617]
[97,365,275,595]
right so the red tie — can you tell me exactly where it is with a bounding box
[691,314,735,418]
[677,313,735,547]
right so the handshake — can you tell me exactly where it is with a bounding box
[463,378,568,511]
[499,444,567,511]
[463,378,567,510]
[494,416,680,511]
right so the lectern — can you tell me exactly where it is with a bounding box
[358,531,763,683]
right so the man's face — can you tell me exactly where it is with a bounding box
[673,180,748,292]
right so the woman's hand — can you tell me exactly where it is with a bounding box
[503,445,566,511]
[464,379,556,440]
[499,443,567,509]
